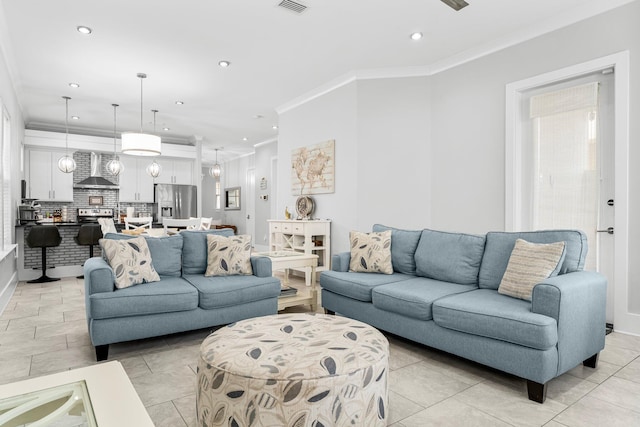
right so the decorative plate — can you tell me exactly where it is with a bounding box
[295,196,314,219]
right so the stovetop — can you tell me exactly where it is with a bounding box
[77,208,114,218]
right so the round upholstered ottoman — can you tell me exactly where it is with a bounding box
[196,313,389,426]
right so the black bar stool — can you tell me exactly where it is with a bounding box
[74,224,103,279]
[26,225,62,283]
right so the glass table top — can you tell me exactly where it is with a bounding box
[0,380,97,427]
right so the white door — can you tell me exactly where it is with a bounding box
[246,168,255,247]
[520,70,615,323]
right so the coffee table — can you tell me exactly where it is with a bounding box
[0,361,153,427]
[255,250,319,311]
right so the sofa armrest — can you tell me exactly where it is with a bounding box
[532,271,607,374]
[84,257,116,295]
[332,252,351,272]
[251,256,273,277]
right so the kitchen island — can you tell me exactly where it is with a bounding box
[15,222,159,281]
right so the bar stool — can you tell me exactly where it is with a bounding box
[26,225,62,283]
[74,224,103,279]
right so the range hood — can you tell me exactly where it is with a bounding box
[74,152,119,189]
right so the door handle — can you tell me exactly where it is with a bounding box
[597,227,614,235]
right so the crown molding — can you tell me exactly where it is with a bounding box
[276,0,637,114]
[253,137,277,148]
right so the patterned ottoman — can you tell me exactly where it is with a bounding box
[196,313,389,426]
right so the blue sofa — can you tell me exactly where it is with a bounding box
[84,229,281,361]
[320,225,607,403]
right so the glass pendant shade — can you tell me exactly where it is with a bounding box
[121,132,161,156]
[146,160,161,178]
[108,103,123,176]
[58,155,76,173]
[209,163,221,178]
[58,96,76,173]
[106,158,124,175]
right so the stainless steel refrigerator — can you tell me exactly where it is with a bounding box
[153,184,197,222]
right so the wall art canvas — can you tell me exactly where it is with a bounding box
[291,139,335,195]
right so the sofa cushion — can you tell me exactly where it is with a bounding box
[498,239,566,301]
[372,224,422,275]
[432,289,558,350]
[479,230,587,290]
[90,276,198,319]
[183,274,281,309]
[349,230,393,274]
[205,234,253,276]
[414,229,486,285]
[103,233,184,277]
[100,236,161,289]
[320,270,413,302]
[372,278,476,321]
[181,229,235,275]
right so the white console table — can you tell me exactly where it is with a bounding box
[268,219,331,275]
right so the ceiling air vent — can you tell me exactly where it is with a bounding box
[278,0,307,14]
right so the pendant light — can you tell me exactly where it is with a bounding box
[57,96,77,173]
[121,73,161,156]
[146,109,162,178]
[209,148,221,178]
[106,104,124,176]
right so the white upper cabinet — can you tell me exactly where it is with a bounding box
[28,149,74,201]
[119,156,155,203]
[153,159,193,185]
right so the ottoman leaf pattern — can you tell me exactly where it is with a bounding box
[197,313,388,426]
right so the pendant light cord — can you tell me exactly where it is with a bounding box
[112,104,118,156]
[63,96,70,155]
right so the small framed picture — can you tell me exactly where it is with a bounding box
[89,196,103,206]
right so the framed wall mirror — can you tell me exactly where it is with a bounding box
[224,187,241,210]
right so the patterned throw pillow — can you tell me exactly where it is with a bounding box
[349,230,393,274]
[498,238,566,301]
[99,236,160,289]
[205,234,253,276]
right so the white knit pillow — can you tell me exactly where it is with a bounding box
[349,230,393,274]
[498,239,566,301]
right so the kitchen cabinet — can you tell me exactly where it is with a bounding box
[28,149,74,201]
[268,220,331,272]
[154,159,193,185]
[119,156,154,202]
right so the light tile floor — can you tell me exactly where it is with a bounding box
[1,276,640,426]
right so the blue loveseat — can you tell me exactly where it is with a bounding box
[84,229,281,361]
[320,225,607,403]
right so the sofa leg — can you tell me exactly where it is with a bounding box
[324,309,335,315]
[526,380,547,403]
[583,352,599,368]
[95,345,109,361]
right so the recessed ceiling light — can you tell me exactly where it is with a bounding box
[242,137,248,141]
[175,101,184,105]
[254,114,264,119]
[71,116,79,120]
[272,125,278,130]
[77,26,92,35]
[410,32,423,41]
[163,127,170,131]
[68,82,80,88]
[218,60,231,68]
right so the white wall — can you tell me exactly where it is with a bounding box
[356,77,431,231]
[0,12,25,310]
[221,154,255,235]
[278,83,358,254]
[254,141,277,249]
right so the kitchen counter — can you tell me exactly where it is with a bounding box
[16,221,164,281]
